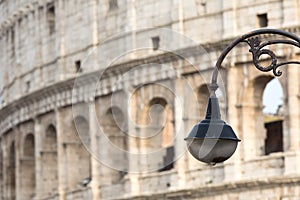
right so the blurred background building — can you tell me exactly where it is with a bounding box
[0,0,300,199]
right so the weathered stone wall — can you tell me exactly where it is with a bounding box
[1,0,300,200]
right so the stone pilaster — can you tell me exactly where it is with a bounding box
[174,78,188,188]
[33,118,42,200]
[88,98,100,200]
[57,0,66,81]
[0,137,8,199]
[287,64,300,151]
[14,18,21,99]
[55,108,67,200]
[14,128,21,200]
[242,103,266,160]
[34,3,44,88]
[126,89,141,195]
[224,66,242,181]
[284,63,300,175]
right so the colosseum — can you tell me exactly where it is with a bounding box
[1,0,300,199]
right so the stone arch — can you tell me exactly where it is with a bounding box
[7,141,16,200]
[41,124,58,197]
[100,106,128,183]
[242,75,285,159]
[149,98,174,148]
[23,134,35,157]
[197,84,210,120]
[21,133,35,199]
[196,83,227,120]
[66,115,91,189]
[102,107,126,144]
[130,83,175,172]
[74,116,90,149]
[45,124,57,151]
[262,78,284,155]
[141,96,175,171]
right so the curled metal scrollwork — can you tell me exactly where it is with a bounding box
[246,36,300,77]
[211,29,300,88]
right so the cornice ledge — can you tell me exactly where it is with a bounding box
[113,175,300,200]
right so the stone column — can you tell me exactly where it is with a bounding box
[174,78,188,188]
[224,66,242,181]
[0,137,4,200]
[285,63,300,174]
[287,64,300,151]
[295,0,300,24]
[14,17,21,99]
[88,98,101,200]
[283,0,298,27]
[127,90,141,196]
[242,103,265,160]
[55,108,67,200]
[127,132,142,195]
[4,36,8,102]
[2,137,8,200]
[33,118,43,200]
[129,0,137,59]
[14,128,21,200]
[57,0,66,81]
[34,3,44,88]
[92,0,99,47]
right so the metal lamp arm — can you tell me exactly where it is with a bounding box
[211,28,300,89]
[186,28,300,165]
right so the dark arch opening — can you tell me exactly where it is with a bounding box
[101,107,128,183]
[197,84,210,119]
[245,75,284,156]
[103,107,126,134]
[24,134,35,157]
[45,124,57,151]
[42,124,58,197]
[22,134,35,199]
[74,116,91,148]
[261,78,284,155]
[146,97,174,172]
[8,142,16,200]
[66,116,91,188]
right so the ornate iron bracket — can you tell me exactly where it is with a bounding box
[211,29,300,92]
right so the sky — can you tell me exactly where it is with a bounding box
[262,78,283,114]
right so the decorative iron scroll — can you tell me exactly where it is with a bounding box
[246,37,300,77]
[211,29,300,87]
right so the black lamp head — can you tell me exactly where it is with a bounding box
[185,95,240,165]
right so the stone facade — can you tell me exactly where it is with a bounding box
[1,0,300,199]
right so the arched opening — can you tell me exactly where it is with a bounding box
[142,97,175,172]
[75,116,91,149]
[21,134,35,199]
[24,134,35,157]
[197,84,210,119]
[41,125,58,197]
[67,116,91,188]
[101,107,128,183]
[7,142,16,200]
[242,75,284,158]
[197,84,226,120]
[262,78,284,155]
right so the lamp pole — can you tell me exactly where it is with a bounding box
[185,28,300,165]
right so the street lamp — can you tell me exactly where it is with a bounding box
[185,29,300,165]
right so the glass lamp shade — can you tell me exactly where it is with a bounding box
[185,95,240,164]
[186,138,238,164]
[185,119,240,164]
